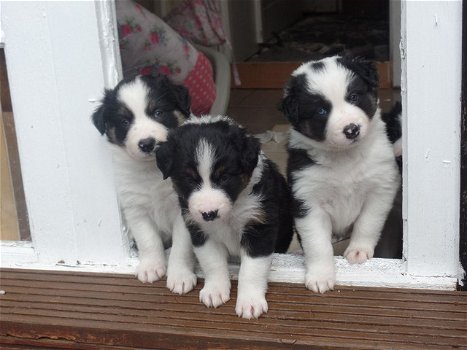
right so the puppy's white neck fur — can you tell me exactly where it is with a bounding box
[110,144,163,177]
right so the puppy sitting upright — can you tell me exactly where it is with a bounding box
[92,75,196,294]
[156,116,293,319]
[281,56,400,293]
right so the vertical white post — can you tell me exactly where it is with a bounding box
[389,0,401,87]
[1,1,126,265]
[401,0,461,277]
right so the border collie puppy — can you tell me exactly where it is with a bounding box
[156,116,293,319]
[281,56,400,293]
[92,74,197,294]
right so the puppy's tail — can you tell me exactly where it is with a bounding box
[382,101,402,157]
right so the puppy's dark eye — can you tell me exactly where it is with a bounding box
[185,168,200,183]
[219,173,230,182]
[317,107,328,117]
[154,109,163,117]
[349,93,359,103]
[120,118,130,127]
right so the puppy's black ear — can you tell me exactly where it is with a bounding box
[340,56,379,90]
[171,84,191,118]
[91,90,112,135]
[91,104,107,135]
[243,135,260,174]
[156,139,175,180]
[230,127,260,174]
[279,74,305,124]
[279,93,299,123]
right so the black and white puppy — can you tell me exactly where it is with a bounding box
[281,56,400,293]
[92,74,196,294]
[156,116,293,319]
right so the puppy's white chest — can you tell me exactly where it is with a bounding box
[113,155,179,237]
[202,222,241,255]
[297,149,388,235]
[319,169,368,234]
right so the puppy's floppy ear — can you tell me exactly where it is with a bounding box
[156,139,175,180]
[171,83,191,118]
[279,92,299,123]
[340,55,379,90]
[279,75,303,124]
[91,105,106,135]
[230,126,260,174]
[91,90,112,135]
[242,134,260,174]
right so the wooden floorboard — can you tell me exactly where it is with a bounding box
[0,268,466,349]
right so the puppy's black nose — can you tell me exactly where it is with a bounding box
[138,138,156,153]
[343,123,360,140]
[201,210,218,221]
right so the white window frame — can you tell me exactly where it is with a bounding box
[0,1,462,290]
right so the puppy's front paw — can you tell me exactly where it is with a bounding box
[199,280,231,308]
[135,257,166,283]
[344,244,374,264]
[305,264,335,293]
[235,291,268,319]
[167,269,197,295]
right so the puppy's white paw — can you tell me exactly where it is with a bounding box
[305,264,335,294]
[344,244,374,264]
[235,291,268,319]
[135,257,166,283]
[199,280,231,308]
[167,269,197,295]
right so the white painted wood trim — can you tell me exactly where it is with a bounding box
[94,0,123,88]
[253,0,263,43]
[0,241,36,264]
[0,1,4,46]
[401,0,462,277]
[1,1,127,265]
[0,243,456,290]
[389,0,401,87]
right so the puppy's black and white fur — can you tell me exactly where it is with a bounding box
[92,75,196,294]
[281,56,400,293]
[156,116,293,319]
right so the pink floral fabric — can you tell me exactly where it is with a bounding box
[116,0,216,114]
[183,53,216,116]
[164,0,226,47]
[164,0,241,86]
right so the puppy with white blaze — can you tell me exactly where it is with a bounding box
[92,75,197,294]
[281,56,400,293]
[156,116,294,319]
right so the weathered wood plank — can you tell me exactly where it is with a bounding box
[1,269,466,350]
